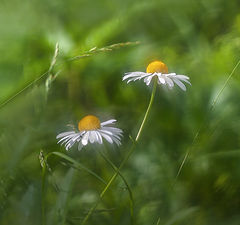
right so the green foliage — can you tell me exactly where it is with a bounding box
[1,0,240,224]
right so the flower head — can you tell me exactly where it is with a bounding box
[56,115,123,151]
[123,60,191,91]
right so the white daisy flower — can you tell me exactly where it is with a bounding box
[56,115,123,151]
[123,60,191,91]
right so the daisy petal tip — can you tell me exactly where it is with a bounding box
[56,134,62,139]
[82,139,88,146]
[181,87,187,91]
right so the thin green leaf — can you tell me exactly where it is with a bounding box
[175,59,240,180]
[46,152,106,185]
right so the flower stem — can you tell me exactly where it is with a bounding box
[81,78,158,225]
[99,151,134,221]
[135,78,157,141]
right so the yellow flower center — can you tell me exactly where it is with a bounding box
[78,115,101,131]
[146,60,168,73]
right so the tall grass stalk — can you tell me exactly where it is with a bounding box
[175,58,240,181]
[0,41,139,109]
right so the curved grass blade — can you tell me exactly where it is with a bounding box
[48,168,75,225]
[40,150,107,225]
[47,152,106,185]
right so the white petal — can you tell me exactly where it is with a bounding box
[173,74,189,80]
[144,76,149,83]
[66,142,73,151]
[99,129,113,136]
[123,73,140,81]
[175,76,191,85]
[126,78,138,84]
[166,73,176,76]
[58,131,83,145]
[126,75,147,83]
[96,131,103,144]
[101,129,121,141]
[172,78,186,91]
[169,74,191,84]
[146,78,153,86]
[181,79,191,85]
[126,76,144,83]
[112,134,121,141]
[158,75,166,84]
[68,134,81,143]
[99,132,113,144]
[111,136,121,146]
[88,131,94,143]
[102,127,123,135]
[144,75,154,86]
[164,76,174,88]
[89,131,98,143]
[93,131,99,142]
[123,72,148,80]
[57,133,77,144]
[65,137,78,150]
[78,142,83,151]
[64,134,81,150]
[82,132,90,146]
[133,74,149,80]
[56,131,75,139]
[66,144,71,151]
[101,119,116,126]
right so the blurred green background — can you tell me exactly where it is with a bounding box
[1,0,240,224]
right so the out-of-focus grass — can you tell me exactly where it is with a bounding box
[1,0,240,224]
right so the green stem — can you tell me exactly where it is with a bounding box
[99,151,134,223]
[135,78,157,141]
[81,78,158,225]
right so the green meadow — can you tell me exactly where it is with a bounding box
[1,0,240,224]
